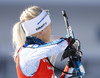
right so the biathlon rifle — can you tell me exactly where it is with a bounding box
[61,10,85,78]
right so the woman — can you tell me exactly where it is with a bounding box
[12,6,76,78]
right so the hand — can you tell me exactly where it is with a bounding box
[71,39,81,51]
[61,37,83,61]
[60,37,80,50]
[68,37,83,59]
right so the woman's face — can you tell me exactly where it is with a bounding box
[41,23,52,42]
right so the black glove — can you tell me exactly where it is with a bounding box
[68,37,83,59]
[61,37,83,61]
[61,48,77,61]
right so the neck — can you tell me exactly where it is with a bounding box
[25,36,46,45]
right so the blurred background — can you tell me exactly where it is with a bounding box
[0,0,100,78]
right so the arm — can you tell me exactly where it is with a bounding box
[19,39,69,76]
[20,39,68,61]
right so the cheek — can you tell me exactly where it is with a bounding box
[50,27,52,33]
[48,28,52,36]
[49,26,52,34]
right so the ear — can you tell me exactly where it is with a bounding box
[39,30,43,34]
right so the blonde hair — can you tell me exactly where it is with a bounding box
[12,6,42,59]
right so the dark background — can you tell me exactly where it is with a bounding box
[0,0,100,78]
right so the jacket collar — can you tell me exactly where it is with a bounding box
[25,36,46,45]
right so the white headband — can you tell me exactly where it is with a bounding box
[21,10,51,36]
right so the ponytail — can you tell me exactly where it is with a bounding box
[12,21,26,59]
[12,6,42,60]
